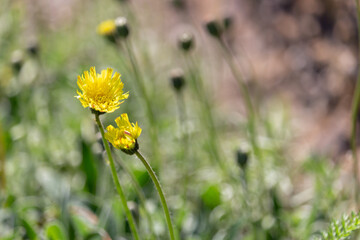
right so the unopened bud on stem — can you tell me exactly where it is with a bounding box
[170,68,185,92]
[115,17,130,39]
[178,32,194,52]
[205,20,223,38]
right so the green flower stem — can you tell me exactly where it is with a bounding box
[175,90,186,138]
[352,0,360,206]
[216,37,262,160]
[94,113,140,240]
[184,55,227,174]
[135,151,176,240]
[0,123,5,191]
[218,39,255,119]
[214,37,266,204]
[175,91,191,198]
[114,154,156,240]
[122,40,160,164]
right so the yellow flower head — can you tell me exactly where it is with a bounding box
[76,67,129,114]
[97,20,116,36]
[105,113,142,155]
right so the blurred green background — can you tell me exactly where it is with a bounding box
[0,0,359,239]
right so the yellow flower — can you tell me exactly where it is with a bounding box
[97,20,116,36]
[105,113,142,154]
[76,67,129,113]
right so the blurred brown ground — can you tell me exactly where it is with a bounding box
[22,0,359,164]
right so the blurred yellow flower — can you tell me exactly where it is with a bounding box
[97,20,116,36]
[105,113,142,154]
[76,67,129,113]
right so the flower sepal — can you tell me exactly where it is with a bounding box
[91,108,106,116]
[121,140,139,155]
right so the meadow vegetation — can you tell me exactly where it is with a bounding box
[1,0,360,239]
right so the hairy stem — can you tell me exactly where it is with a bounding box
[95,113,140,240]
[114,154,156,239]
[135,151,176,240]
[122,40,160,165]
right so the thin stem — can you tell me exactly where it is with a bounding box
[175,91,186,137]
[184,55,227,173]
[114,154,156,239]
[215,36,266,202]
[94,113,140,240]
[352,0,360,206]
[217,37,262,159]
[123,40,155,127]
[175,91,191,198]
[135,151,176,240]
[0,124,5,191]
[218,38,255,120]
[122,40,160,164]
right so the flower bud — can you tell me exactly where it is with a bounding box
[105,113,141,155]
[236,149,248,170]
[170,68,185,92]
[115,17,130,39]
[27,41,39,56]
[97,20,117,44]
[205,20,223,38]
[178,32,194,52]
[171,0,186,10]
[11,50,24,73]
[223,16,233,30]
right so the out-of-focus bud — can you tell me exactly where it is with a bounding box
[97,20,117,44]
[170,68,185,92]
[115,17,130,39]
[205,19,223,38]
[223,16,233,30]
[178,32,194,52]
[27,40,39,56]
[11,50,24,73]
[236,149,248,170]
[171,0,186,9]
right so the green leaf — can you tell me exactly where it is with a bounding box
[45,221,67,240]
[20,217,38,240]
[318,211,360,240]
[84,232,102,240]
[80,140,98,195]
[201,184,221,210]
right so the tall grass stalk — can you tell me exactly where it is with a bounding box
[135,151,176,240]
[121,39,160,165]
[351,0,360,207]
[217,38,260,156]
[218,39,255,119]
[0,123,5,191]
[183,54,227,174]
[174,90,191,198]
[213,35,267,204]
[94,113,140,240]
[114,154,156,240]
